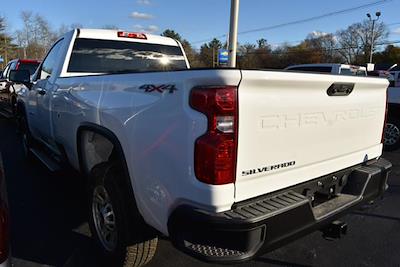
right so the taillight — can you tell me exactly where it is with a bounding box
[117,31,147,39]
[190,86,238,185]
[0,203,9,263]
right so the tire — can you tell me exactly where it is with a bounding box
[88,162,158,267]
[383,117,400,151]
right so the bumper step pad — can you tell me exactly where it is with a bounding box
[185,242,246,258]
[223,191,308,221]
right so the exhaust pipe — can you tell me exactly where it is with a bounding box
[322,220,348,240]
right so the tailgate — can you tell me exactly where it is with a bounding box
[235,70,388,201]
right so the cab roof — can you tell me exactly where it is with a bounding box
[75,28,180,47]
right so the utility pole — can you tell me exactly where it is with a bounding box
[366,11,381,63]
[228,0,239,68]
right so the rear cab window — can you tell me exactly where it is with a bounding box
[288,66,332,74]
[67,38,188,74]
[340,67,367,77]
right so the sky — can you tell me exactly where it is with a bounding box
[1,0,400,48]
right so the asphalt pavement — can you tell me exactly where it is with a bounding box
[0,116,399,267]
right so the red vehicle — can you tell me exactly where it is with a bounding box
[0,59,40,115]
[0,154,10,266]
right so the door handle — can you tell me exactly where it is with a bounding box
[327,83,354,96]
[36,88,46,95]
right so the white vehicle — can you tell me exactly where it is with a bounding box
[388,71,400,87]
[285,63,367,76]
[384,71,400,150]
[11,29,391,266]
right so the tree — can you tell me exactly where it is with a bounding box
[15,11,57,59]
[304,33,341,63]
[237,43,256,68]
[161,29,182,42]
[161,29,202,67]
[199,38,222,67]
[256,38,268,49]
[374,45,400,64]
[254,39,273,68]
[0,16,16,67]
[336,20,388,64]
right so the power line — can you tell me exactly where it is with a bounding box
[191,38,400,53]
[191,24,400,52]
[241,40,400,56]
[192,0,393,44]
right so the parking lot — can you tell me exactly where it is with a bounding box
[0,116,399,267]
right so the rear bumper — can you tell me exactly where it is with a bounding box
[168,158,391,263]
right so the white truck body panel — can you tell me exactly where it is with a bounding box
[235,70,387,201]
[17,29,389,237]
[50,70,241,234]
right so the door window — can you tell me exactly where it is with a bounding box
[39,39,64,80]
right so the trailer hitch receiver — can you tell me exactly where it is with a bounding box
[322,220,348,240]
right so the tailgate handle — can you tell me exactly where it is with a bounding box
[327,83,354,96]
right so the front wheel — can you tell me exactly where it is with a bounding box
[88,162,158,267]
[383,117,400,151]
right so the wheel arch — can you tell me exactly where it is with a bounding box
[77,123,150,228]
[77,123,130,178]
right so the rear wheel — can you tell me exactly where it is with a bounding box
[88,162,158,267]
[384,117,400,151]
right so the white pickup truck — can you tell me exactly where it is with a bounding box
[10,29,391,266]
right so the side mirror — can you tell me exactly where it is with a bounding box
[9,70,31,84]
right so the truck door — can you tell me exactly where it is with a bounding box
[29,39,64,147]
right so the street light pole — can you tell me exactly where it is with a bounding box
[367,11,381,63]
[370,19,375,63]
[228,0,239,68]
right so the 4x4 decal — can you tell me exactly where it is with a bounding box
[139,84,177,94]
